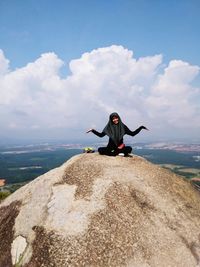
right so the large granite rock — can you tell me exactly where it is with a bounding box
[0,153,200,267]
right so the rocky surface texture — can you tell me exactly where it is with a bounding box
[0,153,200,267]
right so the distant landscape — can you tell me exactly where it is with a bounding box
[0,142,199,196]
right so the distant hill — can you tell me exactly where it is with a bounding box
[0,153,200,267]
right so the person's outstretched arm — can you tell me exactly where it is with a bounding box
[125,125,149,137]
[86,129,106,137]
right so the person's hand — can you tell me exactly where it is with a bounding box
[86,128,93,133]
[118,143,125,149]
[141,126,149,130]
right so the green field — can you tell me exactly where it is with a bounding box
[0,149,82,184]
[0,147,199,195]
[159,164,200,179]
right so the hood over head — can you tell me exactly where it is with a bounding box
[103,112,126,145]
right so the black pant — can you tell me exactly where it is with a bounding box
[98,146,132,156]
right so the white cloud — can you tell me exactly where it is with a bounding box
[0,49,9,75]
[146,59,200,129]
[0,45,199,141]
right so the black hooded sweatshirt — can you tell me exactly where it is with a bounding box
[92,112,145,150]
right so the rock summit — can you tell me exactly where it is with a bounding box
[0,153,200,267]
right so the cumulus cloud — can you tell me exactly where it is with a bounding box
[0,49,9,75]
[147,60,200,128]
[0,45,199,141]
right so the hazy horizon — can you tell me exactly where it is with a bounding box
[0,136,199,147]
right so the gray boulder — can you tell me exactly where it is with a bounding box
[0,153,200,267]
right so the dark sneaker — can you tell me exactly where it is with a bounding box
[124,154,133,157]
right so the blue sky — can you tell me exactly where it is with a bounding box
[0,0,200,142]
[1,0,200,69]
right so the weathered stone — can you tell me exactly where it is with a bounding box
[11,235,27,265]
[0,153,200,267]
